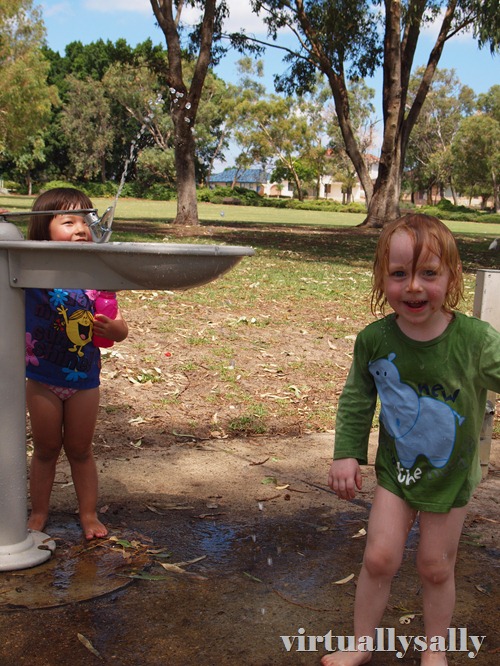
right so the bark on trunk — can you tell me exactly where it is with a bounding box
[362,145,403,227]
[151,0,217,226]
[173,112,199,225]
[358,0,453,227]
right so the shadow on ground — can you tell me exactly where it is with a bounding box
[0,434,499,665]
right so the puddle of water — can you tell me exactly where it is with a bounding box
[0,530,151,610]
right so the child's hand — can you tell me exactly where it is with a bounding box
[93,311,128,343]
[328,458,362,500]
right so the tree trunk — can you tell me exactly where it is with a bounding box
[101,155,106,183]
[290,166,303,201]
[362,142,403,227]
[450,182,458,206]
[173,110,199,225]
[492,171,499,213]
[151,0,217,226]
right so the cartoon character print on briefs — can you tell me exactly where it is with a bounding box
[26,289,99,384]
[369,353,465,469]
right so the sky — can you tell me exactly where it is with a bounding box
[39,0,499,162]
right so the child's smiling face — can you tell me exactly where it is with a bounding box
[49,212,92,242]
[384,229,452,339]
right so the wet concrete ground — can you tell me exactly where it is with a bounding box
[0,434,498,665]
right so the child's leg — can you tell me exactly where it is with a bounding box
[62,387,106,540]
[321,486,417,666]
[417,507,468,666]
[26,380,64,531]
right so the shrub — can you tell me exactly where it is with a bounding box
[39,180,79,192]
[1,180,21,193]
[81,181,119,198]
[143,184,176,201]
[201,186,264,206]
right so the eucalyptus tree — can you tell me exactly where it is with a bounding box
[234,92,326,200]
[103,56,231,190]
[150,0,230,225]
[233,0,500,226]
[477,85,500,124]
[60,76,114,182]
[325,78,376,203]
[451,112,500,211]
[405,68,475,204]
[214,57,268,186]
[0,0,56,171]
[42,39,167,184]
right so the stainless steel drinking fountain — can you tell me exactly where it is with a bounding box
[0,217,253,570]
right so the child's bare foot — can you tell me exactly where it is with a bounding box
[421,652,447,665]
[321,651,372,666]
[27,512,48,533]
[80,513,108,540]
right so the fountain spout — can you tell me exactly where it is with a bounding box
[84,206,115,243]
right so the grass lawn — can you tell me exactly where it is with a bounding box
[1,192,500,236]
[1,192,499,439]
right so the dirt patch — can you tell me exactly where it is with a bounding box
[1,434,499,665]
[1,222,499,665]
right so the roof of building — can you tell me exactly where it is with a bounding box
[208,168,268,184]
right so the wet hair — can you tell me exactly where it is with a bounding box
[371,213,464,316]
[28,187,94,240]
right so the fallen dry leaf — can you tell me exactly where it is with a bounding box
[77,633,102,659]
[249,457,270,466]
[333,573,355,585]
[399,613,416,625]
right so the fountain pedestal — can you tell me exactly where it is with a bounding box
[0,222,253,570]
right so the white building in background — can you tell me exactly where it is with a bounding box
[208,155,380,203]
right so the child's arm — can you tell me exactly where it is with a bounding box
[93,308,128,343]
[327,458,362,500]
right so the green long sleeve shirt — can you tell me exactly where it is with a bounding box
[334,312,500,512]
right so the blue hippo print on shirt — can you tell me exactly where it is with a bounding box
[369,353,465,469]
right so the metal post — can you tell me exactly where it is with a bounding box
[0,223,55,569]
[473,269,500,479]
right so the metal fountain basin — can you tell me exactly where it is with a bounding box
[2,240,255,291]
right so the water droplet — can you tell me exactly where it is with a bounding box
[185,102,191,109]
[267,556,273,566]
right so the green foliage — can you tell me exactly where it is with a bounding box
[2,180,21,192]
[196,187,212,202]
[0,0,56,159]
[80,181,119,198]
[405,68,476,197]
[420,200,500,223]
[260,197,367,214]
[228,409,268,435]
[38,180,79,192]
[142,184,176,201]
[200,186,263,206]
[451,114,500,211]
[199,186,369,213]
